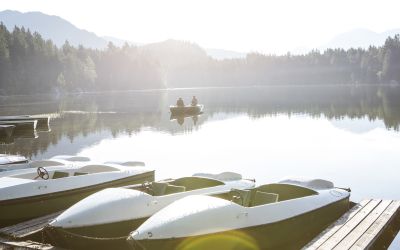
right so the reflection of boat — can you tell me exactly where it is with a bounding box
[0,136,14,145]
[0,120,37,130]
[0,125,15,138]
[169,105,203,115]
[45,172,254,249]
[0,163,154,226]
[0,115,49,128]
[11,127,38,139]
[169,111,203,121]
[128,178,350,250]
[0,154,28,165]
[170,112,202,125]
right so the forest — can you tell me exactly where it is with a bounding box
[0,23,400,95]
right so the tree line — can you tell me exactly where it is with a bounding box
[0,23,400,95]
[0,23,164,95]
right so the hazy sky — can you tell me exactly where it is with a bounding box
[1,0,400,53]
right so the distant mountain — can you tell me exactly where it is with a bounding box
[0,10,112,48]
[320,28,400,51]
[0,10,246,59]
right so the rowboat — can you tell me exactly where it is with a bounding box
[169,105,203,115]
[0,120,37,130]
[128,178,350,250]
[45,172,255,249]
[0,162,154,226]
[0,154,28,166]
[0,125,15,138]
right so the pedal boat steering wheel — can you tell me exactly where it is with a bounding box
[35,167,49,180]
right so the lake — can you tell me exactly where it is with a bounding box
[0,85,399,248]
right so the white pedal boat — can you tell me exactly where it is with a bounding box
[128,178,350,250]
[45,172,255,249]
[0,155,91,177]
[0,161,154,226]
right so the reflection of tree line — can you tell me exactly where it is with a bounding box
[0,85,399,157]
[178,85,400,130]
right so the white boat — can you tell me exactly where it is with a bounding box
[45,172,255,249]
[128,178,350,250]
[0,155,91,177]
[0,162,154,226]
[0,154,28,165]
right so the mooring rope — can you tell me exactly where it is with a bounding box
[44,225,129,241]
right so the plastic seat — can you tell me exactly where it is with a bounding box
[151,182,168,196]
[251,191,279,206]
[52,171,69,179]
[164,184,186,195]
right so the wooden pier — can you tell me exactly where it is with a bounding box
[0,211,63,250]
[0,199,398,249]
[304,199,400,249]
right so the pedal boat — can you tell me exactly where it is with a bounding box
[128,178,350,250]
[0,155,91,177]
[0,162,154,226]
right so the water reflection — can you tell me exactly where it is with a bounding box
[170,113,202,126]
[0,85,398,157]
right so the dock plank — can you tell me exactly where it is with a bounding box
[312,199,381,249]
[350,200,400,250]
[0,236,64,249]
[0,211,62,238]
[333,200,392,249]
[316,199,381,249]
[303,199,371,249]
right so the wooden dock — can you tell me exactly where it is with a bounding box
[304,199,400,249]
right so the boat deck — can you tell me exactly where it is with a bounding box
[304,199,400,249]
[0,199,398,249]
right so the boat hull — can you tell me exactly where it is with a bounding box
[129,196,349,250]
[45,217,148,249]
[170,105,203,115]
[0,171,154,227]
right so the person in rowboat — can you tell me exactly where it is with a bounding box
[176,97,184,107]
[191,96,198,106]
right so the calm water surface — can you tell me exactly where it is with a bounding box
[1,85,399,248]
